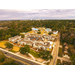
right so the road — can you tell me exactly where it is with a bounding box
[5,55,26,65]
[50,33,60,65]
[0,48,43,65]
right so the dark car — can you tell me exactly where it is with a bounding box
[15,41,17,43]
[5,52,7,54]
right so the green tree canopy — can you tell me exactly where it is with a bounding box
[48,32,53,35]
[0,51,5,62]
[5,35,11,40]
[4,42,13,49]
[20,34,24,38]
[37,31,41,34]
[3,58,19,65]
[19,44,30,54]
[24,44,30,53]
[39,50,53,60]
[70,54,75,65]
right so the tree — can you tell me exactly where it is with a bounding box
[37,31,41,34]
[37,30,41,34]
[48,32,53,35]
[39,50,53,60]
[2,36,5,40]
[3,58,19,65]
[0,51,5,62]
[20,34,24,38]
[5,35,11,40]
[24,44,30,53]
[19,47,26,54]
[19,44,30,54]
[49,54,53,61]
[70,54,75,65]
[4,42,13,49]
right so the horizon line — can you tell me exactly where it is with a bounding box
[0,19,75,21]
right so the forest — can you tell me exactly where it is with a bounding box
[0,20,75,46]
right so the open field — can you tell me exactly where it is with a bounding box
[30,49,39,58]
[0,41,6,48]
[12,46,20,52]
[0,41,20,52]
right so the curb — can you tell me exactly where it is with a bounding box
[0,48,44,65]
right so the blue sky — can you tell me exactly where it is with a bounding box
[0,9,75,20]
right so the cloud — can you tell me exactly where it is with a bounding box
[0,9,75,20]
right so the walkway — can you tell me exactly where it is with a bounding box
[0,48,44,65]
[57,56,71,63]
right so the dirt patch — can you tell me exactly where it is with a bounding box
[5,48,10,51]
[35,58,45,63]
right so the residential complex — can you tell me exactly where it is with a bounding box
[9,27,58,52]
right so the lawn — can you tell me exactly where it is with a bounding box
[9,49,18,53]
[12,46,20,52]
[0,41,6,48]
[0,41,20,52]
[0,41,39,56]
[30,49,39,58]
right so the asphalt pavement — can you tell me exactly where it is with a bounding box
[50,33,60,65]
[0,48,42,65]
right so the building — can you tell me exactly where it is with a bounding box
[45,28,52,32]
[33,41,54,51]
[32,28,38,31]
[9,36,21,43]
[64,49,68,54]
[8,27,58,52]
[20,32,26,35]
[18,38,33,46]
[53,31,58,34]
[18,39,26,45]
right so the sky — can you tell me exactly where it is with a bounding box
[0,9,75,20]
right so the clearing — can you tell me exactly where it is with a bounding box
[0,41,20,52]
[12,46,20,52]
[0,41,6,48]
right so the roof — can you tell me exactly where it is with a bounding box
[25,41,33,44]
[19,39,25,42]
[46,28,52,31]
[20,32,26,35]
[44,43,51,47]
[35,42,51,47]
[19,39,33,45]
[28,36,42,41]
[35,43,43,46]
[9,36,21,40]
[32,28,38,31]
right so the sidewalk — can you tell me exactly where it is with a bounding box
[16,52,45,64]
[0,41,50,65]
[0,48,45,65]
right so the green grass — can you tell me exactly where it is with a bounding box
[9,49,18,53]
[30,49,39,58]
